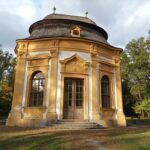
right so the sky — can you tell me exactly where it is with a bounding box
[0,0,150,54]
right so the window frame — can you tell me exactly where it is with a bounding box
[101,75,111,108]
[71,26,81,37]
[29,71,45,107]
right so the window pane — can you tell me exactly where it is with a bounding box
[29,71,44,107]
[76,79,83,107]
[101,76,110,108]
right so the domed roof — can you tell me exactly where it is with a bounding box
[44,14,97,25]
[26,13,108,44]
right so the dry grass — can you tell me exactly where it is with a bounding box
[0,125,150,150]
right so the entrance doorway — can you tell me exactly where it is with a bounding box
[63,78,84,119]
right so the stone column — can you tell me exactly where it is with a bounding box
[46,40,59,122]
[90,44,100,122]
[7,42,28,126]
[115,59,126,126]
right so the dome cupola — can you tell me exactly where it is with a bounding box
[27,13,108,44]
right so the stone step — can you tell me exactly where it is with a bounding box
[57,122,100,126]
[57,121,95,125]
[48,120,104,130]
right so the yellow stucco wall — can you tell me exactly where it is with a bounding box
[7,38,126,127]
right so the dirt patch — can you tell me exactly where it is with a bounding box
[0,125,150,150]
[86,139,106,150]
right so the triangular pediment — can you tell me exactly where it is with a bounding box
[60,54,89,74]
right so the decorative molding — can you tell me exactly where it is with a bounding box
[16,42,28,58]
[99,63,114,74]
[97,55,115,66]
[60,54,89,74]
[27,55,51,61]
[29,51,51,56]
[51,40,59,47]
[90,44,97,57]
[50,49,58,57]
[50,40,59,57]
[17,43,28,51]
[115,58,121,66]
[18,51,26,57]
[27,59,49,68]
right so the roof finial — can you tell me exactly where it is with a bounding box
[53,6,56,14]
[85,11,88,17]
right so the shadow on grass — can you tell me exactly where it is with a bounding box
[0,133,67,150]
[0,131,101,150]
[0,126,150,150]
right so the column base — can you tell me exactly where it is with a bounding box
[92,113,100,121]
[116,113,126,127]
[6,105,22,126]
[7,106,48,127]
[46,112,57,125]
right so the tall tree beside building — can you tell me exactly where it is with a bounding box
[0,47,16,117]
[121,32,150,117]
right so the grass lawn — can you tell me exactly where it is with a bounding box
[0,125,150,150]
[109,130,150,150]
[126,117,150,126]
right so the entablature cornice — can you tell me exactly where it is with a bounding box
[17,37,122,50]
[27,55,50,68]
[27,55,51,61]
[16,38,122,63]
[60,72,88,75]
[99,62,116,74]
[97,55,115,66]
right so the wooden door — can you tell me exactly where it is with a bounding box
[63,78,84,119]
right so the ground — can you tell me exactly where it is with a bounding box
[0,125,150,150]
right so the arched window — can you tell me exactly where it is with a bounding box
[29,71,45,107]
[101,75,110,108]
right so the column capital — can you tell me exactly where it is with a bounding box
[50,49,58,58]
[16,42,28,58]
[115,58,121,66]
[90,44,97,58]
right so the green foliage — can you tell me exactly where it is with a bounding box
[121,32,150,116]
[0,48,13,80]
[0,47,15,117]
[133,98,150,117]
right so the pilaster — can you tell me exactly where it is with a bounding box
[115,58,126,126]
[90,44,100,121]
[46,40,59,121]
[7,42,28,126]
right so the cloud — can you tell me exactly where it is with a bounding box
[0,0,40,53]
[0,11,28,53]
[108,1,150,47]
[0,0,150,53]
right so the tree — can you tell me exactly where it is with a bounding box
[0,48,13,81]
[121,32,150,116]
[0,47,16,117]
[133,98,150,117]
